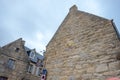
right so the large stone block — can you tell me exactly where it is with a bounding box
[95,63,108,72]
[108,61,120,70]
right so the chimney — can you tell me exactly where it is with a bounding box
[69,5,78,13]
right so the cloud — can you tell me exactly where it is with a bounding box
[36,32,44,41]
[0,0,53,52]
[77,0,103,16]
[0,0,120,54]
[24,38,45,52]
[24,31,53,53]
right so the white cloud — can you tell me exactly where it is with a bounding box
[0,0,120,55]
[77,0,103,16]
[23,30,53,55]
[36,32,44,41]
[25,37,45,55]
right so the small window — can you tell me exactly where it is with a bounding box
[36,67,42,76]
[28,64,33,73]
[38,68,42,76]
[27,51,31,56]
[29,52,35,59]
[15,48,19,52]
[7,59,15,69]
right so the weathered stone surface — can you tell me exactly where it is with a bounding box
[0,68,4,72]
[45,5,120,80]
[87,66,95,73]
[103,70,120,76]
[95,63,108,72]
[82,74,93,80]
[108,61,120,70]
[0,61,4,64]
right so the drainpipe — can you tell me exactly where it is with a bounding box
[111,19,120,40]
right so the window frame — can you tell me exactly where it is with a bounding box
[7,59,15,69]
[36,67,42,76]
[29,51,35,59]
[28,64,33,73]
[15,47,20,52]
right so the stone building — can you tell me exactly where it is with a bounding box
[44,5,120,80]
[0,38,44,80]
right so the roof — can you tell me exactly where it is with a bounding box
[24,46,44,62]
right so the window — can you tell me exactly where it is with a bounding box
[0,76,8,80]
[28,64,33,73]
[7,59,15,69]
[29,51,35,59]
[36,59,40,66]
[38,68,41,76]
[15,48,20,52]
[36,67,42,76]
[36,59,43,67]
[27,51,31,56]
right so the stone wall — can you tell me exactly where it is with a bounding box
[0,38,28,80]
[0,38,42,80]
[44,5,120,80]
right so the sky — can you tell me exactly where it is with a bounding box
[0,0,120,54]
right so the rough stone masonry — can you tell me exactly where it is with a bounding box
[44,5,120,80]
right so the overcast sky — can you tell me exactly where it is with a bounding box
[0,0,120,54]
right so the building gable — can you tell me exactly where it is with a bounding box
[45,5,120,80]
[46,5,119,50]
[2,38,28,61]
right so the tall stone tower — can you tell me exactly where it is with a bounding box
[44,5,120,80]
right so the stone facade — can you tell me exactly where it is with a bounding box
[44,5,120,80]
[0,38,44,80]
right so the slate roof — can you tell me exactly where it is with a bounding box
[24,46,44,63]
